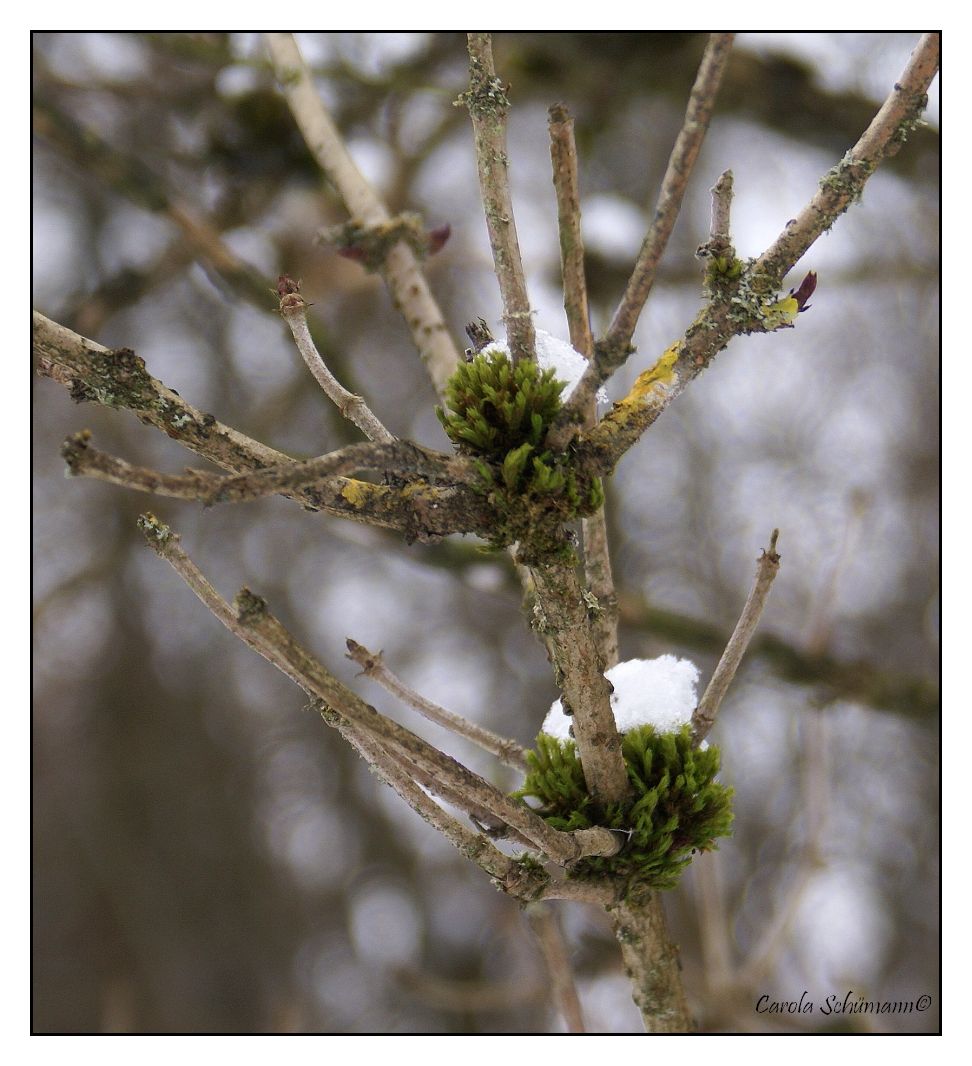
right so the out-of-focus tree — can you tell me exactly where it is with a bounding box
[33,32,939,1033]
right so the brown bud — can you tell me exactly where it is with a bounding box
[426,222,452,256]
[791,270,817,312]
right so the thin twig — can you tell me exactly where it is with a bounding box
[264,33,461,396]
[576,33,938,481]
[754,32,940,283]
[462,33,535,365]
[34,312,293,474]
[276,277,394,443]
[603,32,735,352]
[346,639,528,769]
[696,169,735,261]
[556,32,735,434]
[61,431,471,507]
[326,705,520,883]
[692,530,781,743]
[548,103,594,364]
[136,514,616,866]
[692,851,734,1001]
[525,904,586,1033]
[545,103,621,666]
[37,314,498,537]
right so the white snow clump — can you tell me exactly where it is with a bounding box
[486,329,608,403]
[541,655,701,740]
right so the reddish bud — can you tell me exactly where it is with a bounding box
[276,274,300,296]
[791,270,817,312]
[426,222,452,256]
[337,244,367,262]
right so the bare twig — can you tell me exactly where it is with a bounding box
[136,514,616,867]
[529,558,629,804]
[603,32,735,353]
[576,34,938,479]
[276,276,394,443]
[264,33,460,395]
[547,103,594,363]
[34,312,293,474]
[60,431,216,499]
[462,33,536,365]
[61,431,471,508]
[326,707,520,883]
[692,851,734,1002]
[525,904,586,1033]
[696,169,735,261]
[692,530,781,744]
[346,639,528,770]
[545,103,621,667]
[754,32,940,284]
[557,32,735,430]
[36,314,499,538]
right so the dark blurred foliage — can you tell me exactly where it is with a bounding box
[33,33,938,1033]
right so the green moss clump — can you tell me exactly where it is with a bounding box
[513,725,733,891]
[436,347,564,460]
[436,348,602,556]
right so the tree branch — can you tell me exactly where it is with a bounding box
[528,557,629,804]
[318,702,522,884]
[547,103,593,363]
[60,430,472,508]
[36,313,499,538]
[276,276,395,443]
[136,515,616,868]
[554,32,735,432]
[576,31,938,479]
[461,33,536,365]
[605,31,735,348]
[609,889,694,1032]
[753,32,939,285]
[692,530,781,744]
[346,639,528,770]
[546,102,621,668]
[34,311,293,474]
[264,32,461,396]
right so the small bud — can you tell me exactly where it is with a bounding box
[426,222,452,256]
[464,317,495,359]
[790,270,817,312]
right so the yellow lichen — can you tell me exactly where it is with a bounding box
[617,343,680,410]
[761,294,799,330]
[340,478,375,508]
